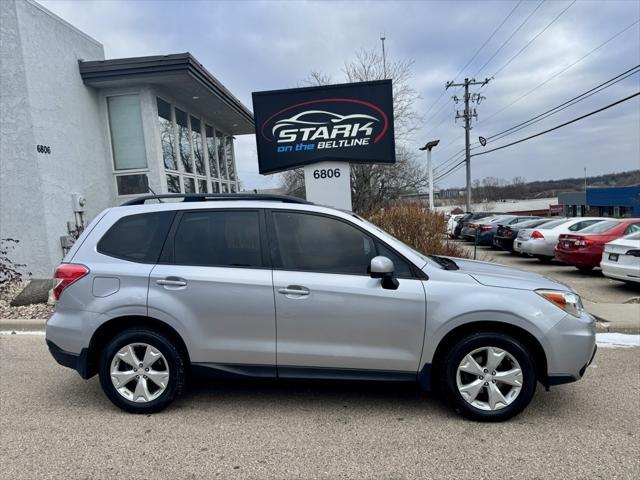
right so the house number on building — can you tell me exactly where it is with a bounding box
[36,144,52,154]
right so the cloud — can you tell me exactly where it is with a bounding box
[38,0,640,189]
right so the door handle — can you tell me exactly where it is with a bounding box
[156,278,187,287]
[277,286,310,296]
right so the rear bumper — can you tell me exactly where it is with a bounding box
[46,340,91,379]
[494,236,515,250]
[555,248,602,267]
[601,262,640,283]
[519,240,552,257]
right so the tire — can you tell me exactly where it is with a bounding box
[442,332,537,422]
[576,265,594,273]
[99,328,186,414]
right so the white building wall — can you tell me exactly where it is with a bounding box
[0,0,112,278]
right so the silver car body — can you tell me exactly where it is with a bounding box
[601,232,640,284]
[46,200,596,386]
[515,217,605,257]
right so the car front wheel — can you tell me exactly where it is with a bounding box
[99,328,185,413]
[443,332,537,422]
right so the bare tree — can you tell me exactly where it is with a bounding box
[281,48,426,214]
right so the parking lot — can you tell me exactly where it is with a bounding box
[454,240,640,304]
[1,335,638,479]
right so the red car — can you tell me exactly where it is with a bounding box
[555,218,640,272]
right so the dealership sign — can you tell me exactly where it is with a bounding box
[252,80,395,174]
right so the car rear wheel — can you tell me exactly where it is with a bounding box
[443,332,536,422]
[99,328,185,413]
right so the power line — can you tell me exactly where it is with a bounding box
[479,20,640,126]
[491,0,577,78]
[472,92,640,158]
[485,65,640,143]
[422,1,525,122]
[473,0,546,78]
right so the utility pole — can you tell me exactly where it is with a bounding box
[446,77,490,211]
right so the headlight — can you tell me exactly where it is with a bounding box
[536,289,583,317]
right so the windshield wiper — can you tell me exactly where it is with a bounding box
[428,255,459,271]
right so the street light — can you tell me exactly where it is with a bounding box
[419,140,440,209]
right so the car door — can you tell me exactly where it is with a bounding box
[148,208,276,372]
[269,210,427,376]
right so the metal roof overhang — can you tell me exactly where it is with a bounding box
[79,53,254,135]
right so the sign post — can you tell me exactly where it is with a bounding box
[303,161,351,209]
[252,80,395,210]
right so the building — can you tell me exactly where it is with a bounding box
[558,186,640,218]
[1,0,254,277]
[435,197,560,217]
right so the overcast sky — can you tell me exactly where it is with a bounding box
[40,0,640,190]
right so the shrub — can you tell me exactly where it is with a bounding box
[0,238,28,292]
[367,203,471,259]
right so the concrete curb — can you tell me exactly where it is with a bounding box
[0,318,47,332]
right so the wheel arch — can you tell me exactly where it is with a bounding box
[426,321,549,391]
[84,315,191,379]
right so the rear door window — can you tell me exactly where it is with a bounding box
[172,210,263,267]
[98,211,174,263]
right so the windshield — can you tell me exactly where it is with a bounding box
[579,220,620,233]
[539,218,570,230]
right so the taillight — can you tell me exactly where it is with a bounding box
[481,226,493,231]
[627,249,640,257]
[53,264,89,300]
[469,223,479,229]
[574,238,591,247]
[505,231,513,237]
[531,230,544,239]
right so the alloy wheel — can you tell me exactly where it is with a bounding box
[110,343,170,403]
[456,346,523,411]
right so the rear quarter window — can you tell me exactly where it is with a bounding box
[97,211,174,263]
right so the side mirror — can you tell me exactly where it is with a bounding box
[369,256,399,290]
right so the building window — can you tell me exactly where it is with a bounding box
[205,125,219,178]
[216,130,227,180]
[116,174,149,196]
[107,94,147,170]
[225,135,236,182]
[166,174,180,193]
[157,98,236,194]
[157,98,177,171]
[175,108,193,174]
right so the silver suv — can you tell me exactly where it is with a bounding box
[46,194,596,421]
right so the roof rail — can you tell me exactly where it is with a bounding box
[120,193,312,206]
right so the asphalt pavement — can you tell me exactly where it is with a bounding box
[1,335,638,479]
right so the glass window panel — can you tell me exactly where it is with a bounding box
[225,136,235,181]
[166,174,180,193]
[116,174,148,196]
[216,130,227,179]
[221,183,229,193]
[156,98,177,171]
[175,108,193,173]
[205,125,219,178]
[230,183,237,193]
[173,211,262,268]
[272,212,376,275]
[191,116,205,176]
[98,211,174,264]
[184,176,196,193]
[211,181,220,193]
[107,95,147,170]
[198,179,208,193]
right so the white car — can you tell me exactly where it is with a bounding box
[515,217,604,261]
[601,231,640,284]
[447,214,464,238]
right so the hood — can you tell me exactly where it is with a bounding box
[447,257,571,292]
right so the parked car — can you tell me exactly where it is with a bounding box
[555,218,640,272]
[460,213,507,241]
[495,218,555,253]
[515,217,605,262]
[601,231,640,284]
[453,213,473,239]
[47,193,596,422]
[447,214,464,238]
[474,216,541,247]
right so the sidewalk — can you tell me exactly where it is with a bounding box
[584,300,640,334]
